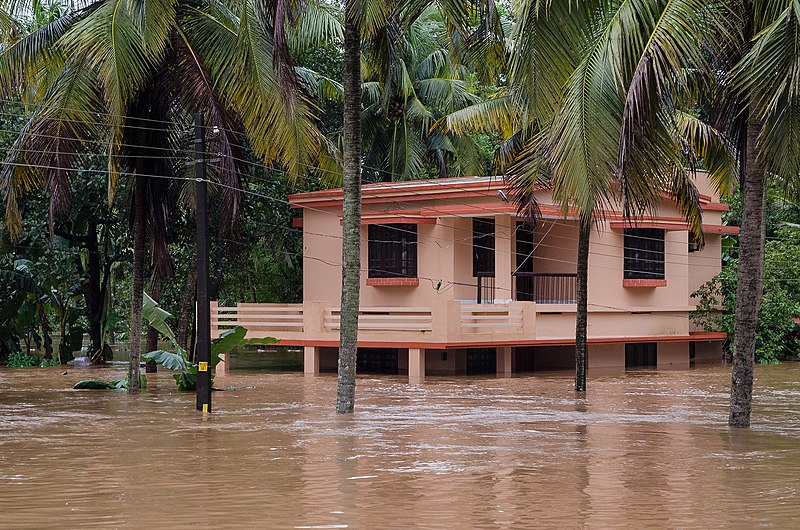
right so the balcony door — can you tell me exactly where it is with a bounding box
[514,222,535,301]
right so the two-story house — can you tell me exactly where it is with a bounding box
[212,172,732,379]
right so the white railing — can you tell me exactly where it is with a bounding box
[209,301,533,342]
[324,307,433,332]
[460,304,523,333]
[211,303,304,333]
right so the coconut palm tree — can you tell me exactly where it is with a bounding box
[446,0,737,392]
[335,0,487,413]
[359,3,502,181]
[0,0,337,392]
[335,0,363,414]
[718,0,800,427]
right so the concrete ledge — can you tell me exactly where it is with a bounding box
[366,277,420,287]
[623,279,667,288]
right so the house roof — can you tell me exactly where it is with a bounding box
[289,176,511,208]
[288,175,734,232]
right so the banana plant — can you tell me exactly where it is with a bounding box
[140,293,276,390]
[75,293,275,391]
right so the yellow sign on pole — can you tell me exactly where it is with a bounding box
[198,362,208,372]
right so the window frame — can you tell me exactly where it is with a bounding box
[367,223,418,279]
[472,218,496,277]
[623,228,665,280]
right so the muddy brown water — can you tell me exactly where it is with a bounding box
[1,364,799,528]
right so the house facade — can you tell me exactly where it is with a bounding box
[213,173,732,379]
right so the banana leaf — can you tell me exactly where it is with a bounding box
[73,374,146,390]
[173,371,196,391]
[209,326,278,367]
[74,379,118,389]
[143,292,181,351]
[142,349,189,371]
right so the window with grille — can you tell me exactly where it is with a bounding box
[473,218,495,277]
[624,228,665,279]
[368,224,417,278]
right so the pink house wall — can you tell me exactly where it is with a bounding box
[289,172,728,371]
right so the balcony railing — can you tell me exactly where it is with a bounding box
[475,272,496,304]
[324,307,433,332]
[513,272,577,304]
[460,304,523,333]
[211,303,304,333]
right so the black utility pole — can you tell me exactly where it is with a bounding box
[194,113,212,413]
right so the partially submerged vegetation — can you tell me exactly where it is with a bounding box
[1,0,799,427]
[74,295,275,390]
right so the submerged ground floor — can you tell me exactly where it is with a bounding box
[221,339,724,380]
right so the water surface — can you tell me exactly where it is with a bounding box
[1,364,799,528]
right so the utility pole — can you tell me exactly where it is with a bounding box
[194,113,212,413]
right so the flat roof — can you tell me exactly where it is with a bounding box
[289,176,509,208]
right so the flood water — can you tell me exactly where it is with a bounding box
[1,364,799,528]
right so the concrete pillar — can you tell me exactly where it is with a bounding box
[304,345,320,374]
[408,348,425,382]
[495,215,514,302]
[496,346,512,376]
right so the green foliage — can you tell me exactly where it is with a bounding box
[140,294,275,391]
[39,358,59,367]
[6,350,40,367]
[358,4,501,182]
[692,227,800,364]
[73,374,147,390]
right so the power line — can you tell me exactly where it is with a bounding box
[0,158,732,276]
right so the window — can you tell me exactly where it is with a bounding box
[626,342,657,368]
[624,228,665,279]
[368,224,417,278]
[473,218,495,277]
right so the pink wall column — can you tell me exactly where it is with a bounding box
[409,348,425,382]
[588,343,625,368]
[657,342,689,367]
[303,346,320,374]
[496,346,512,376]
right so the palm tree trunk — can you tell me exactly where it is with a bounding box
[575,218,590,392]
[145,272,162,373]
[37,300,53,361]
[336,0,362,414]
[86,220,103,362]
[128,176,146,393]
[176,250,197,351]
[730,113,766,428]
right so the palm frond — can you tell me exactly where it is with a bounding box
[673,110,738,197]
[439,94,515,136]
[733,3,800,180]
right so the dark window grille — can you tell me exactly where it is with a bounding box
[368,224,417,278]
[473,218,495,277]
[624,228,665,279]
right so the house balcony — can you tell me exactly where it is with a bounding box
[210,291,694,350]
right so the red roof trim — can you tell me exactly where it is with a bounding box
[703,224,739,234]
